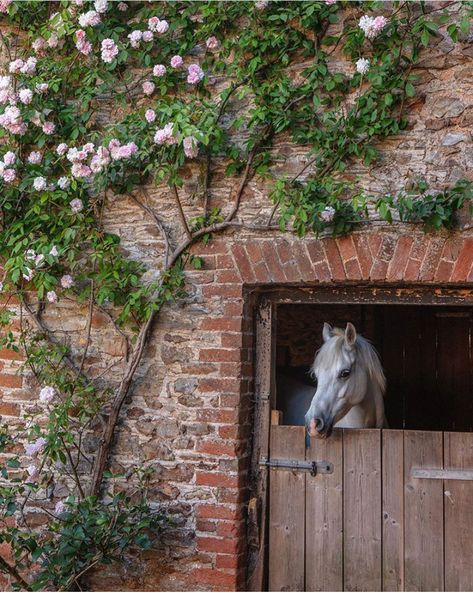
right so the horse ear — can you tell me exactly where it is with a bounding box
[344,322,357,348]
[322,322,333,342]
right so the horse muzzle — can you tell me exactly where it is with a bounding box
[308,417,333,439]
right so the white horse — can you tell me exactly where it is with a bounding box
[277,322,386,438]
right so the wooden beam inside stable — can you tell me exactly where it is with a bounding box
[261,285,473,306]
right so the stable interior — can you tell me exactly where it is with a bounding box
[276,303,473,432]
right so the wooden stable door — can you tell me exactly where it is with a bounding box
[267,426,473,592]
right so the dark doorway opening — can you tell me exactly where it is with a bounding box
[276,303,473,432]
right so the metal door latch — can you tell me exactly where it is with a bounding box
[259,457,333,476]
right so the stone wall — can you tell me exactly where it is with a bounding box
[2,8,473,591]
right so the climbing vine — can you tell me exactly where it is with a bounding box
[0,0,471,589]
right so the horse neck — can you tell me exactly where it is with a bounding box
[353,380,385,428]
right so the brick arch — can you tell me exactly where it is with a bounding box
[229,232,473,285]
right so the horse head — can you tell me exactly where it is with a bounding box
[304,322,385,438]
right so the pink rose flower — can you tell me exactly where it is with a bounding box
[3,168,16,183]
[187,63,204,85]
[206,36,219,50]
[70,199,84,213]
[0,0,12,13]
[142,81,155,95]
[170,55,183,68]
[101,38,119,63]
[42,121,56,135]
[28,151,42,164]
[145,109,156,123]
[142,31,153,42]
[61,274,74,288]
[153,64,166,77]
[39,385,56,403]
[19,88,33,104]
[56,143,68,155]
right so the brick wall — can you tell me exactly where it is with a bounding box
[2,9,473,590]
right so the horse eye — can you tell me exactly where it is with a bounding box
[339,368,351,379]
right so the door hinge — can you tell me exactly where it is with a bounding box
[259,457,333,477]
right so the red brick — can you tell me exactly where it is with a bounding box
[199,378,241,393]
[217,487,248,504]
[199,349,241,363]
[194,240,229,255]
[378,235,397,261]
[222,302,244,316]
[322,240,345,280]
[231,244,256,283]
[368,234,383,259]
[404,258,421,281]
[261,241,286,283]
[202,285,243,298]
[215,270,241,283]
[192,567,237,589]
[199,318,242,332]
[196,518,217,533]
[434,259,455,282]
[0,402,20,417]
[370,259,389,281]
[218,425,240,439]
[387,235,414,281]
[420,237,447,281]
[197,409,238,423]
[197,441,237,456]
[253,258,271,283]
[344,258,362,280]
[0,375,22,389]
[276,240,294,265]
[306,241,325,264]
[216,554,242,570]
[352,234,373,278]
[451,239,473,282]
[441,236,463,262]
[196,536,240,555]
[337,236,357,263]
[217,520,243,538]
[0,348,23,361]
[409,235,429,262]
[219,363,243,377]
[221,334,244,349]
[196,472,239,488]
[217,254,235,270]
[292,243,314,281]
[196,504,240,521]
[313,261,332,282]
[246,242,264,264]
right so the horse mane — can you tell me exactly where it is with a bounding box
[311,328,386,396]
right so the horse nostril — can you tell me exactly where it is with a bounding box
[315,417,324,432]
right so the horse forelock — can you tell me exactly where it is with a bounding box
[311,330,386,395]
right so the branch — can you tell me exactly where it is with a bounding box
[172,185,192,240]
[0,554,31,591]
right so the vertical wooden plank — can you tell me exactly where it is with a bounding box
[382,430,404,591]
[404,430,443,592]
[343,429,382,592]
[247,299,275,591]
[444,432,473,591]
[268,425,306,592]
[305,429,343,592]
